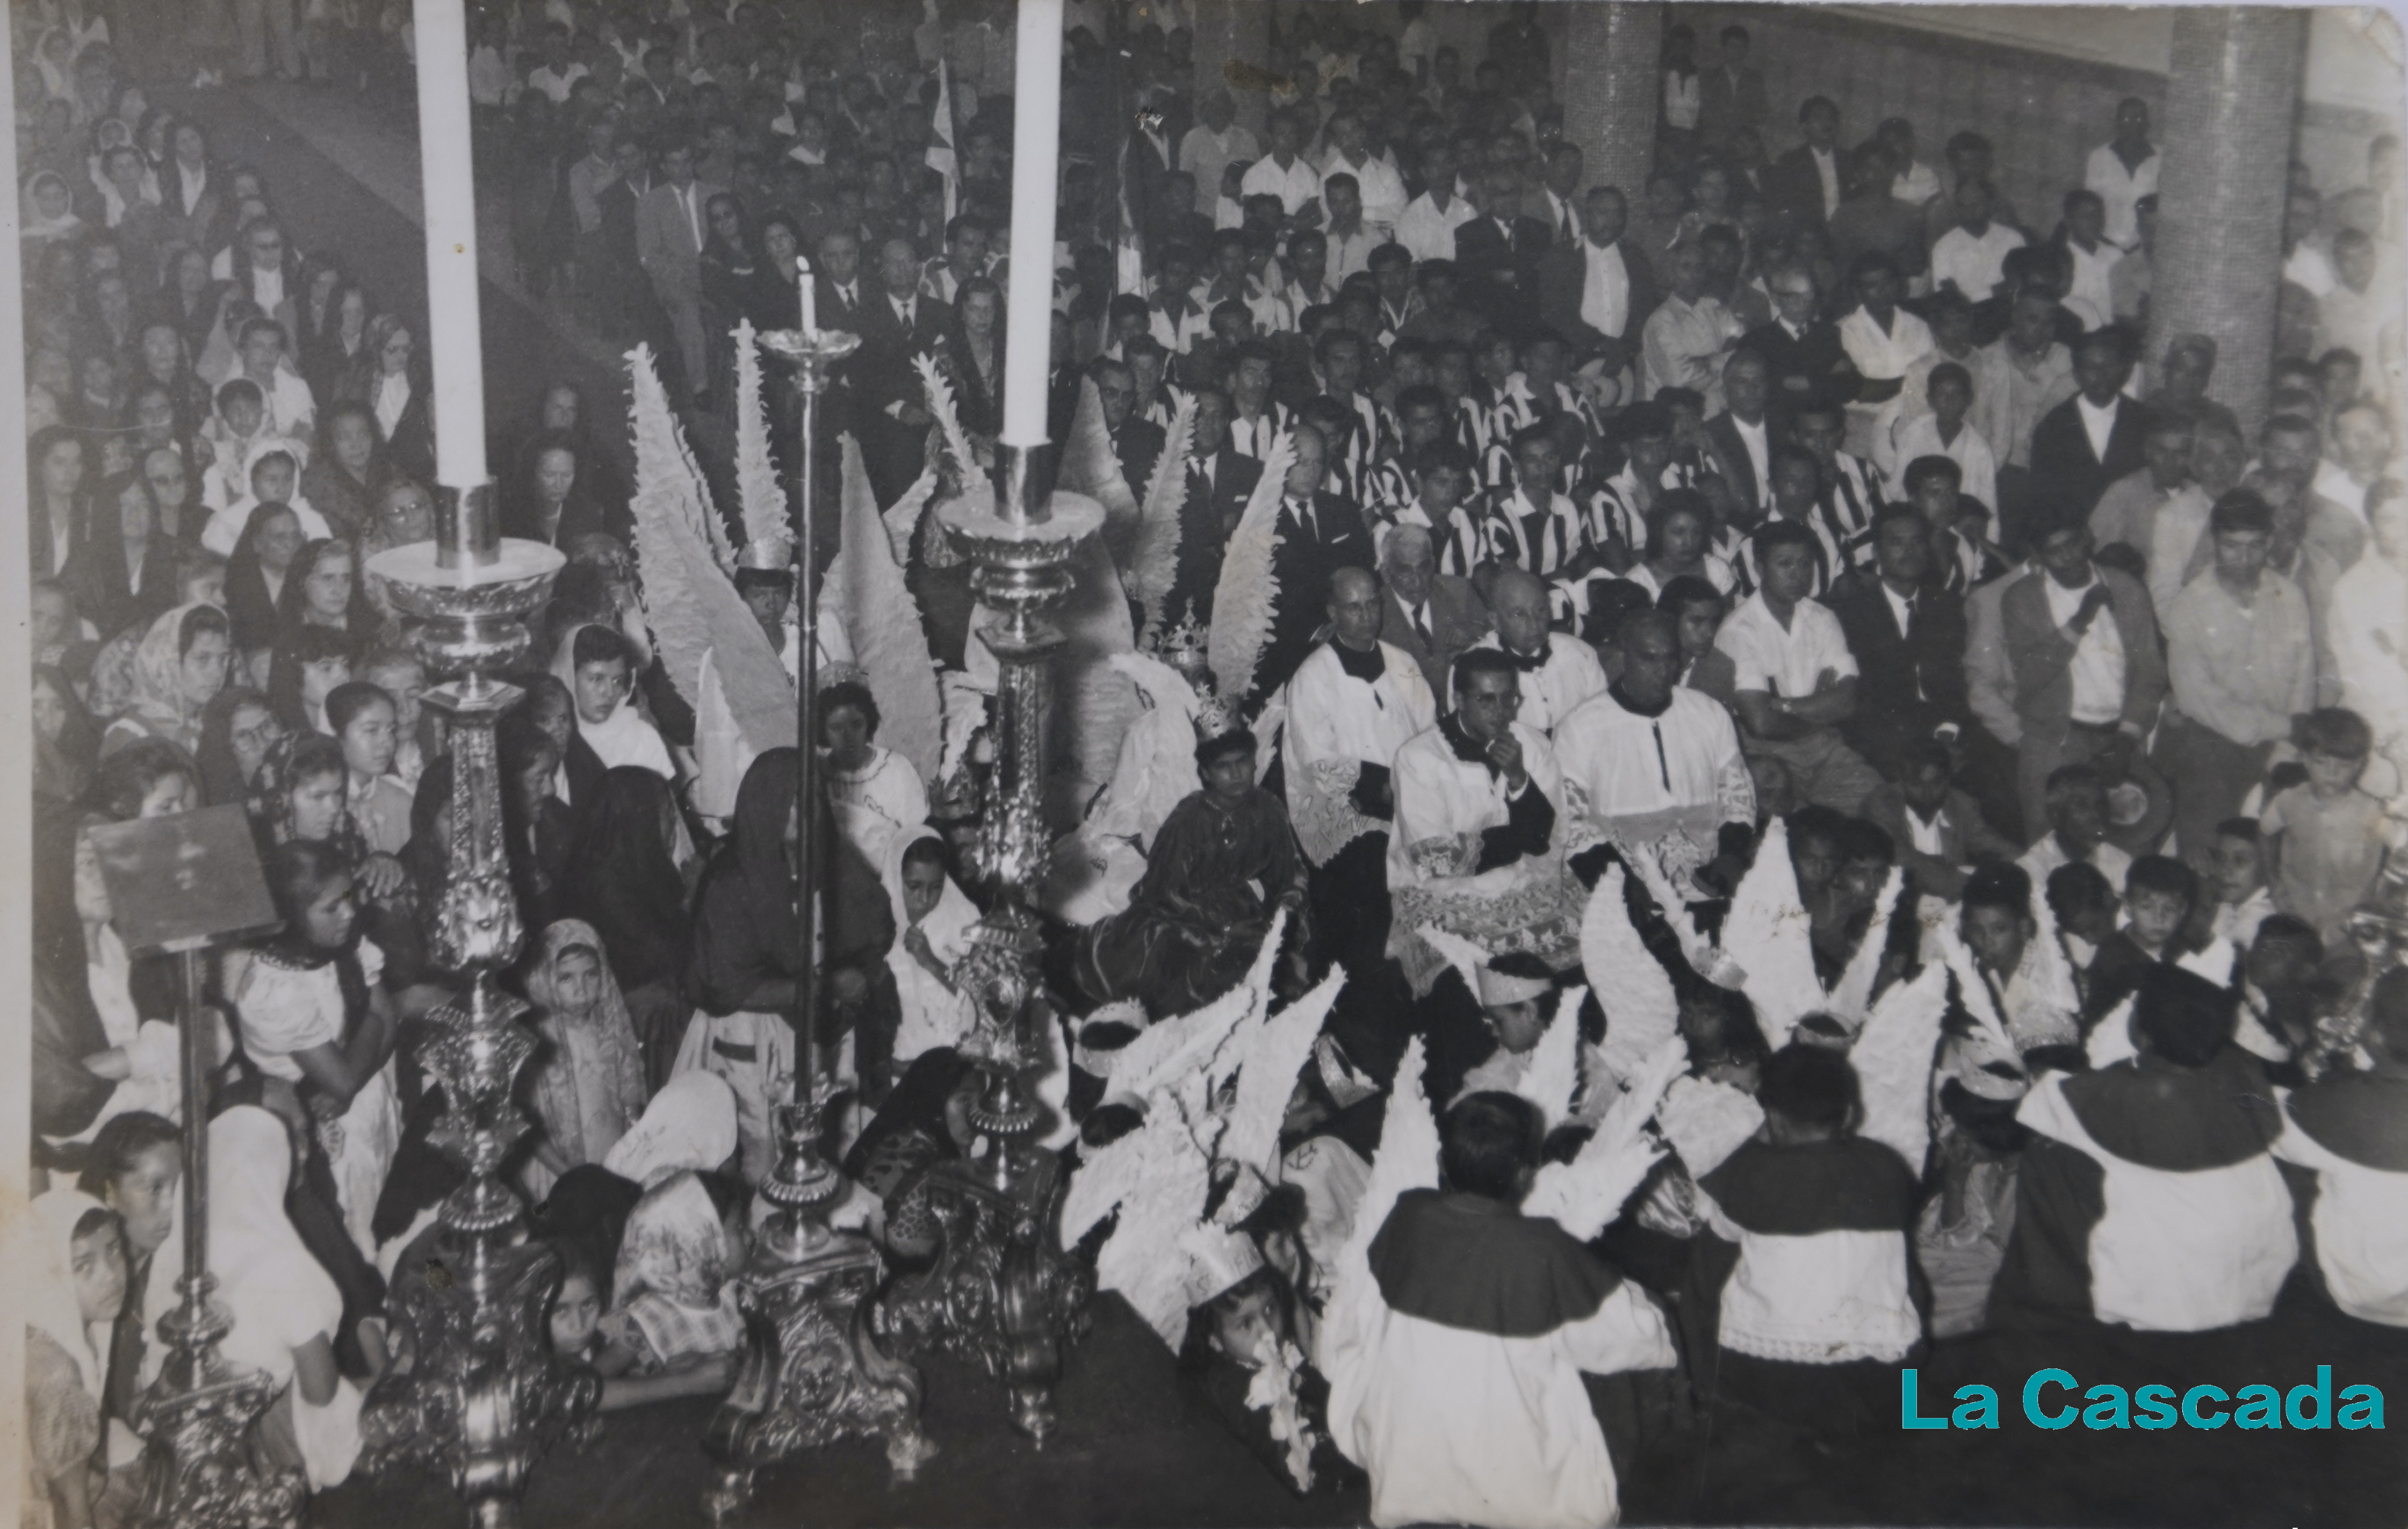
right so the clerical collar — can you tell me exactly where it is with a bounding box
[1500,638,1548,672]
[1608,681,1671,719]
[1332,639,1385,682]
[1439,712,1500,775]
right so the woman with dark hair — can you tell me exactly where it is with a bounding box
[265,623,353,736]
[77,1109,182,1486]
[938,276,1006,440]
[193,684,283,805]
[334,314,435,485]
[275,537,379,651]
[679,748,899,1177]
[293,255,349,369]
[563,765,697,1091]
[509,379,627,520]
[504,430,619,546]
[97,601,232,758]
[224,499,305,658]
[302,281,371,407]
[820,679,930,880]
[142,246,229,361]
[300,403,395,545]
[129,320,213,430]
[70,472,182,640]
[698,191,786,336]
[29,424,95,586]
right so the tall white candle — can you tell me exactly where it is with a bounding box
[1000,0,1064,448]
[797,254,816,336]
[413,0,488,491]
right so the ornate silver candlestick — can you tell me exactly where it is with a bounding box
[877,447,1097,1444]
[357,503,598,1528]
[702,324,932,1524]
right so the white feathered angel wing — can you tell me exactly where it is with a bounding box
[1583,867,1682,1094]
[1107,908,1291,1106]
[1828,866,1906,1027]
[1208,431,1294,706]
[835,436,944,783]
[731,317,790,556]
[1523,1036,1684,1241]
[1090,1105,1217,1347]
[1720,816,1819,1048]
[1848,960,1950,1174]
[1216,968,1346,1193]
[1131,396,1197,646]
[1514,984,1584,1130]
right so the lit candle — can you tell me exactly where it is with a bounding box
[1000,0,1063,449]
[413,0,487,492]
[797,253,816,336]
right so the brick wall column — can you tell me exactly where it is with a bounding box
[2144,7,2306,433]
[1560,3,1662,207]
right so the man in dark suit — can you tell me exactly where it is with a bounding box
[1452,166,1553,339]
[1095,357,1167,493]
[1696,24,1770,157]
[1702,349,1785,525]
[2029,328,2151,539]
[853,234,953,506]
[1164,384,1262,627]
[1825,505,1972,775]
[1765,96,1845,235]
[1377,518,1493,699]
[1257,421,1374,705]
[1741,263,1861,430]
[1537,185,1659,374]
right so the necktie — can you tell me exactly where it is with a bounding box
[1559,203,1573,242]
[1412,605,1434,650]
[1289,497,1316,540]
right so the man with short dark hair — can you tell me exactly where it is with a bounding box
[635,138,729,401]
[2000,507,2163,841]
[1827,506,1971,774]
[2159,490,2318,863]
[1766,96,1844,233]
[1715,519,1881,813]
[2030,327,2152,542]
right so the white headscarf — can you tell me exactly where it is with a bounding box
[882,830,980,968]
[206,1107,339,1389]
[23,1188,115,1400]
[208,1106,362,1489]
[602,1071,739,1189]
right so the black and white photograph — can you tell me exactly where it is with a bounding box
[3,0,2405,1525]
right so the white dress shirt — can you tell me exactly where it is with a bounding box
[2076,393,2120,465]
[1581,239,1632,339]
[2041,571,2128,724]
[2084,142,2160,250]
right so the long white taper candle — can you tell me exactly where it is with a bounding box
[1000,0,1064,450]
[413,0,488,492]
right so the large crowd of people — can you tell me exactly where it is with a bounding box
[17,0,2408,1525]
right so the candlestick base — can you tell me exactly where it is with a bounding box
[137,1289,307,1529]
[702,1232,934,1523]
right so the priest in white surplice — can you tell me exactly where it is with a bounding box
[1388,648,1586,994]
[1284,567,1439,973]
[1556,609,1757,895]
[1446,568,1605,738]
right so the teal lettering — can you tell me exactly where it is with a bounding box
[2287,1366,2332,1429]
[2183,1385,2229,1429]
[2234,1385,2281,1429]
[2024,1368,2077,1430]
[1899,1369,1949,1429]
[1953,1385,1999,1429]
[2082,1384,2129,1430]
[2339,1386,2385,1430]
[2134,1385,2177,1430]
